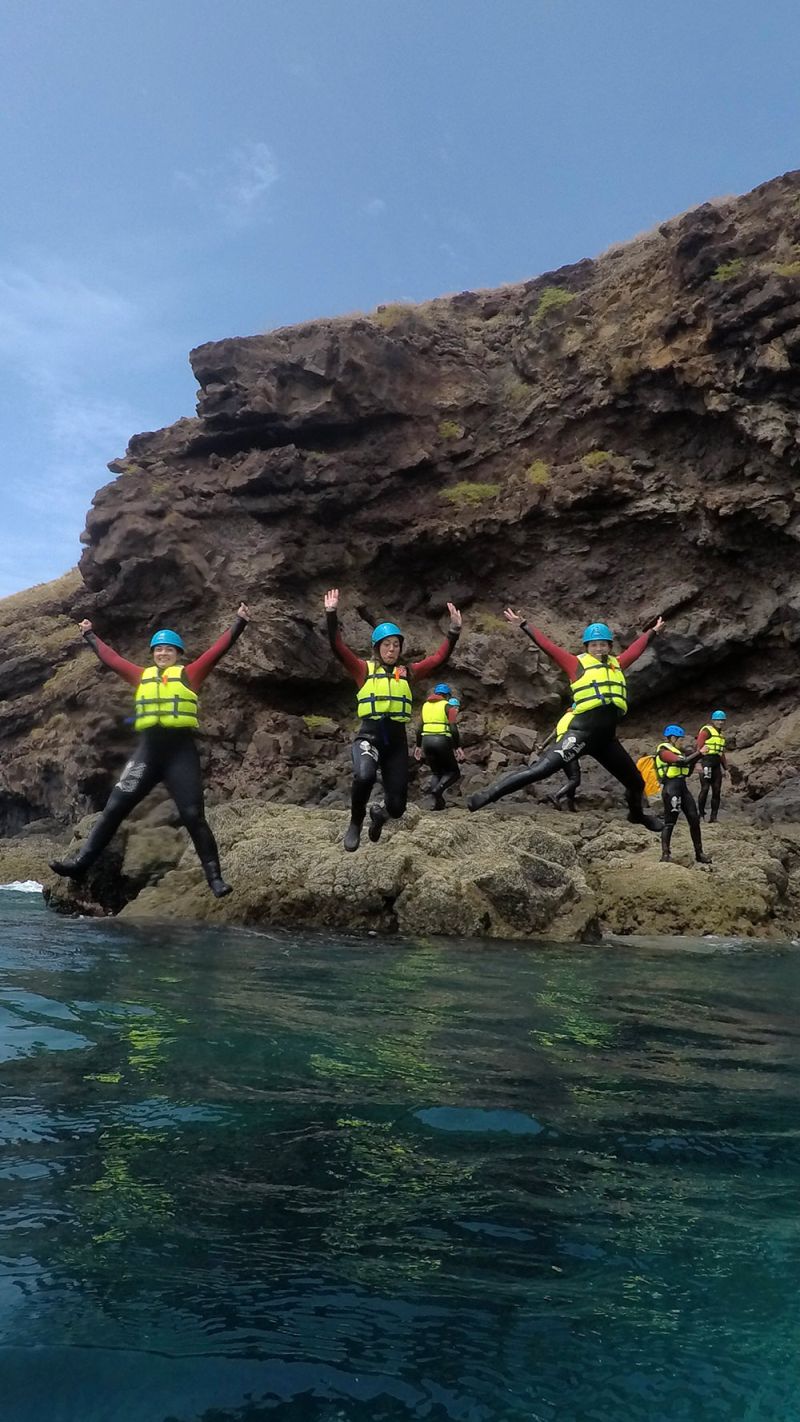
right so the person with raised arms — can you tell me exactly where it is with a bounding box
[324,589,462,850]
[467,610,664,829]
[50,604,250,897]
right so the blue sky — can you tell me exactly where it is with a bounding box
[2,0,799,597]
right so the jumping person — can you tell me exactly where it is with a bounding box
[415,683,464,810]
[467,611,665,829]
[696,710,728,822]
[655,725,711,864]
[324,589,462,850]
[49,605,250,897]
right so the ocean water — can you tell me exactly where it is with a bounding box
[0,889,799,1421]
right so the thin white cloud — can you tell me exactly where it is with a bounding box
[0,258,172,591]
[175,140,279,230]
[363,197,387,218]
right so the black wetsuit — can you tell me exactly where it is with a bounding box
[470,706,655,826]
[74,728,219,869]
[550,757,582,810]
[417,716,461,808]
[698,758,723,820]
[661,778,705,861]
[352,720,411,821]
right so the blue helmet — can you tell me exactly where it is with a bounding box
[150,628,185,651]
[711,709,727,722]
[448,697,461,707]
[371,621,404,646]
[582,622,613,644]
[434,683,452,696]
[664,724,685,738]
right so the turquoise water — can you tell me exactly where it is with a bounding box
[1,891,799,1421]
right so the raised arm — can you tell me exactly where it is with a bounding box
[409,603,462,681]
[185,603,250,691]
[505,608,580,680]
[79,620,142,687]
[618,617,665,671]
[324,588,368,684]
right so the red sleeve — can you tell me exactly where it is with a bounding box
[520,624,580,680]
[446,704,458,726]
[410,635,456,682]
[87,635,143,688]
[185,628,236,690]
[659,747,679,764]
[617,630,653,671]
[696,727,710,750]
[331,627,369,686]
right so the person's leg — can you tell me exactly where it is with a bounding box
[698,759,712,818]
[682,783,711,863]
[345,736,380,851]
[660,785,681,860]
[50,742,161,877]
[467,745,575,812]
[549,758,582,811]
[709,762,723,821]
[162,736,231,897]
[369,734,410,841]
[424,736,460,808]
[591,737,661,832]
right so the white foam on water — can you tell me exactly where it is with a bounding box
[0,881,43,894]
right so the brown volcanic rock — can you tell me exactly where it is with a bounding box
[4,172,800,864]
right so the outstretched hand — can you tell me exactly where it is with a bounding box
[447,601,462,631]
[503,607,523,625]
[650,616,665,634]
[237,602,251,622]
[78,619,92,635]
[324,588,339,613]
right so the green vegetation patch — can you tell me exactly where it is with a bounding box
[532,286,576,323]
[581,450,613,468]
[371,302,414,328]
[303,714,337,732]
[440,481,501,506]
[438,419,464,441]
[771,260,800,278]
[527,459,550,485]
[711,257,745,283]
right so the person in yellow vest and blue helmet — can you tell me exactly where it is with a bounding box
[49,604,250,896]
[414,683,464,810]
[655,725,711,864]
[696,710,728,822]
[468,611,664,830]
[324,589,462,850]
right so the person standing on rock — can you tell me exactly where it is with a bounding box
[655,726,711,864]
[467,612,664,830]
[696,710,728,822]
[324,589,462,850]
[49,605,250,897]
[415,683,465,810]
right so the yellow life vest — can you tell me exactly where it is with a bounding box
[356,660,413,723]
[655,741,689,782]
[555,707,575,740]
[421,697,453,736]
[570,653,628,717]
[699,723,726,756]
[134,665,199,733]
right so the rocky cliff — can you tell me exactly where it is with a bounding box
[3,170,800,859]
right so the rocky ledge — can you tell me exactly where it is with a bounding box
[22,801,799,942]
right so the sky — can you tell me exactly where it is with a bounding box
[1,0,800,597]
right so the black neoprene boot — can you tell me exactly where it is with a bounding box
[368,804,388,842]
[660,824,674,862]
[343,817,363,852]
[467,788,494,812]
[49,857,90,880]
[203,860,232,898]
